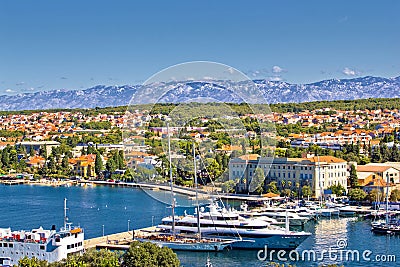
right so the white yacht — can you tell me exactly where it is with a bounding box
[239,205,310,227]
[158,202,311,250]
[0,199,84,265]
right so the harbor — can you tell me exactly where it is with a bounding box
[1,183,400,266]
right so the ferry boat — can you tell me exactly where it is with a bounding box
[0,199,84,265]
[158,202,311,250]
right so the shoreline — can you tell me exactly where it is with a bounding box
[0,178,278,202]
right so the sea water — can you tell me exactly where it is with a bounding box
[1,184,399,267]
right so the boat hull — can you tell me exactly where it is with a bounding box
[371,225,400,235]
[205,233,310,250]
[136,238,234,251]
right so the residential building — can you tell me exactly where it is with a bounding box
[15,141,60,157]
[69,154,96,178]
[356,164,400,184]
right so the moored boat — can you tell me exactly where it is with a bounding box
[0,199,84,266]
[138,134,237,251]
[158,202,311,250]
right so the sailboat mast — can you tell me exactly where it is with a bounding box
[385,173,390,224]
[167,123,175,237]
[64,198,68,230]
[193,141,201,240]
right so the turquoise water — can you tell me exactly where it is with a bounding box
[1,184,399,267]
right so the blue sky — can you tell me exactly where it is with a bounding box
[0,0,399,95]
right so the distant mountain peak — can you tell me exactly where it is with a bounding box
[0,76,399,111]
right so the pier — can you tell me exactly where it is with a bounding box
[84,226,157,250]
[0,179,28,185]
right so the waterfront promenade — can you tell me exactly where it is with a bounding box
[1,178,279,202]
[84,226,157,250]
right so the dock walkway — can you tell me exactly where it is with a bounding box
[84,226,157,250]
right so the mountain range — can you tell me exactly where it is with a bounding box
[1,76,399,111]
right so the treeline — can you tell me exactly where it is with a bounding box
[17,241,180,267]
[0,129,24,138]
[269,97,400,113]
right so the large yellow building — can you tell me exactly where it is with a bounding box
[69,154,96,178]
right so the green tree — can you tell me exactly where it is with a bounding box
[29,145,35,156]
[106,158,117,173]
[390,189,400,202]
[62,155,70,170]
[348,188,367,202]
[349,164,358,188]
[368,189,385,203]
[302,185,312,198]
[282,188,292,197]
[121,241,180,267]
[95,151,103,176]
[205,158,221,181]
[371,147,382,162]
[391,145,400,162]
[1,146,10,167]
[266,181,279,194]
[118,150,125,169]
[18,257,49,267]
[249,167,265,194]
[327,184,346,196]
[221,180,236,193]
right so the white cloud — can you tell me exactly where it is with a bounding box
[227,67,235,74]
[244,68,269,78]
[6,89,14,93]
[342,67,357,76]
[272,65,284,73]
[268,76,283,81]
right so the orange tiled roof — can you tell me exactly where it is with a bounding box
[307,156,346,163]
[239,154,260,161]
[357,165,392,173]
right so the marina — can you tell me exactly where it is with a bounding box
[1,184,399,266]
